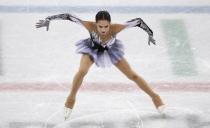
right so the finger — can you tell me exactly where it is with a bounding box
[150,37,155,45]
[36,23,42,26]
[36,25,42,28]
[35,24,42,26]
[36,22,43,25]
[153,40,156,45]
[38,21,44,24]
[148,36,151,45]
[36,22,45,26]
[46,26,49,31]
[152,40,156,45]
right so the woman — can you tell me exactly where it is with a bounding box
[36,10,165,120]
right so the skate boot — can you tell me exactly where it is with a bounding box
[64,107,72,120]
[152,95,165,113]
[64,98,75,120]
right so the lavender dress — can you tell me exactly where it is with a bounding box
[75,31,124,68]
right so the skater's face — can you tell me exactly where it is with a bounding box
[96,20,110,36]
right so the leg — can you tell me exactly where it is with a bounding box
[115,58,164,109]
[65,54,93,109]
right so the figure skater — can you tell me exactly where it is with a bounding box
[36,10,165,120]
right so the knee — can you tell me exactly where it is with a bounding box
[127,73,139,81]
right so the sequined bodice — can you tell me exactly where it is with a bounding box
[90,31,116,47]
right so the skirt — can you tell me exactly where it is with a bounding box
[75,38,124,68]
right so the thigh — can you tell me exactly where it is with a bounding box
[78,54,94,72]
[114,58,134,76]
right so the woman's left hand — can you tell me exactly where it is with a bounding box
[148,35,156,45]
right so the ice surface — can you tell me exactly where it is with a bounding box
[0,91,210,128]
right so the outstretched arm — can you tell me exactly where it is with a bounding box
[126,18,156,45]
[112,18,156,45]
[36,13,93,31]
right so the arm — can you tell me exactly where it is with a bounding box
[36,13,94,31]
[126,18,156,45]
[112,18,156,45]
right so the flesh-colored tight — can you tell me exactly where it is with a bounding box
[65,54,162,109]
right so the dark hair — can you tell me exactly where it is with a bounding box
[95,10,111,22]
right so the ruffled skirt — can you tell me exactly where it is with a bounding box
[75,38,124,68]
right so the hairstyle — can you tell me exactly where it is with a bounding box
[95,10,111,22]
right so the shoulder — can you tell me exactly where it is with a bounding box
[82,21,95,32]
[111,24,126,34]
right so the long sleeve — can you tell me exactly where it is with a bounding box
[125,18,153,36]
[45,13,83,26]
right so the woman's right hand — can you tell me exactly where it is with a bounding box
[35,19,50,31]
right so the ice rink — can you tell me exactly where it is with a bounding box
[0,0,210,128]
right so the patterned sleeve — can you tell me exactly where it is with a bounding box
[45,13,83,26]
[125,18,153,36]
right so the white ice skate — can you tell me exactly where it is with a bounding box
[152,95,166,113]
[157,105,166,113]
[64,107,72,121]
